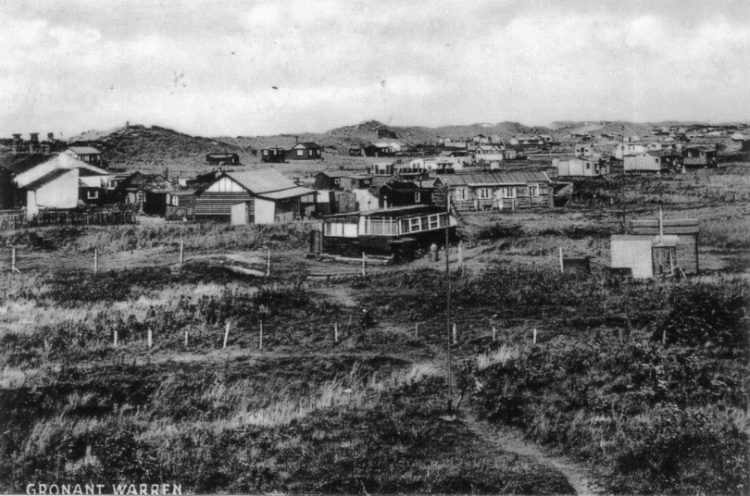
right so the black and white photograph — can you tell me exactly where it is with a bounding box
[0,1,748,494]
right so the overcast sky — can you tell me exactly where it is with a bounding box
[1,0,749,138]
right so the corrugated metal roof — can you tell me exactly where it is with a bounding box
[630,219,699,235]
[226,169,297,194]
[258,186,316,200]
[436,171,550,186]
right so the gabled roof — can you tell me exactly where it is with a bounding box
[291,142,322,149]
[258,186,316,200]
[67,146,101,155]
[23,169,73,190]
[379,181,428,192]
[225,169,298,194]
[436,171,550,187]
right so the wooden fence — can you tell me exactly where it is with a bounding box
[0,210,26,230]
[0,209,137,230]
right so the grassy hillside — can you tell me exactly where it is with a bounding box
[68,125,252,173]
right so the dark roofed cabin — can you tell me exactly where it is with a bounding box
[378,181,432,208]
[287,142,323,160]
[206,153,240,165]
[261,147,286,163]
[317,205,456,261]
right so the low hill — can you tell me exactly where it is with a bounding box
[68,124,249,171]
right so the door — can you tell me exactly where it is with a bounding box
[493,189,503,210]
[652,246,676,275]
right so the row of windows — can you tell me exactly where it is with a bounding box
[454,185,540,200]
[399,214,446,234]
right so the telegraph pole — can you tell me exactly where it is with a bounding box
[445,190,452,414]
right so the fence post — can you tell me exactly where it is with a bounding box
[492,327,497,342]
[147,328,153,348]
[179,240,184,266]
[113,330,118,347]
[184,329,189,347]
[266,248,271,277]
[11,247,17,273]
[559,247,564,273]
[259,320,263,350]
[94,248,98,274]
[334,323,338,343]
[452,323,457,345]
[533,328,538,344]
[361,251,366,277]
[223,321,231,349]
[458,241,463,274]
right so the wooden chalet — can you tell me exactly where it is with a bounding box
[611,214,699,278]
[205,153,240,165]
[287,142,323,160]
[116,172,173,215]
[364,144,395,157]
[313,171,373,190]
[378,181,432,208]
[165,190,196,220]
[315,205,456,260]
[433,171,553,211]
[66,146,102,165]
[554,157,610,177]
[194,169,316,223]
[624,150,682,173]
[683,146,717,168]
[260,147,286,163]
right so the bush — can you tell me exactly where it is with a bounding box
[657,282,749,358]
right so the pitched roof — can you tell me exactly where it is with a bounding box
[226,169,297,194]
[258,186,316,200]
[291,142,322,149]
[67,146,101,155]
[436,171,550,187]
[23,169,73,190]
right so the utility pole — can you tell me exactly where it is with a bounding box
[445,190,452,414]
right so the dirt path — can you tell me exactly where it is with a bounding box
[461,411,606,495]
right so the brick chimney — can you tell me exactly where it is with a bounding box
[47,132,54,141]
[11,134,22,153]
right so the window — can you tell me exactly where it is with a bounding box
[86,190,99,200]
[429,214,439,229]
[456,188,467,200]
[477,188,491,199]
[586,163,591,170]
[297,149,304,157]
[500,187,516,198]
[414,192,421,203]
[410,217,421,232]
[654,158,659,164]
[529,184,540,197]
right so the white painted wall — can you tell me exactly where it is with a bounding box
[254,198,276,224]
[230,202,249,225]
[27,169,79,219]
[205,176,244,193]
[611,235,653,278]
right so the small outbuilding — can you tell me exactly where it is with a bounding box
[610,213,699,278]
